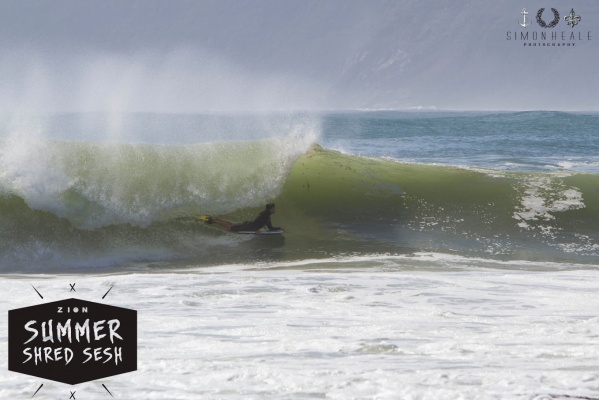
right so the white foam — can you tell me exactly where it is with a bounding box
[513,176,585,230]
[0,115,320,228]
[1,264,598,398]
[0,129,72,216]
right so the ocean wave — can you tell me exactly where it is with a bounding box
[1,143,598,271]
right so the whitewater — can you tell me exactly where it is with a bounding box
[1,111,598,399]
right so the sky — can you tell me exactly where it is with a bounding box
[0,0,598,113]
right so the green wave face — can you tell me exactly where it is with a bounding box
[278,146,599,263]
[1,141,598,271]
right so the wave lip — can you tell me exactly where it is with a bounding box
[0,124,316,229]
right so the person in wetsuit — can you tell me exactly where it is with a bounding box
[207,203,283,233]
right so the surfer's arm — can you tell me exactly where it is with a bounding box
[266,218,280,231]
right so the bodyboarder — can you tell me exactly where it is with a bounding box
[202,202,283,234]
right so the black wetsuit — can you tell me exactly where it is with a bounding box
[231,210,280,232]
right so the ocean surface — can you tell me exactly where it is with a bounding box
[1,111,598,399]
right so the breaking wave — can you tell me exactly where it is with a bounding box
[1,138,597,271]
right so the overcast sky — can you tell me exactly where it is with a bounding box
[1,0,597,112]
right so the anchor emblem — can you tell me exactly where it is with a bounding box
[564,8,581,28]
[519,8,531,27]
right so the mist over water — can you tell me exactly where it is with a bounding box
[1,1,598,114]
[0,112,321,223]
[0,49,326,114]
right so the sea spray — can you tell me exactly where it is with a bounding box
[0,113,320,228]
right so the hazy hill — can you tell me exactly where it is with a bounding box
[1,1,597,111]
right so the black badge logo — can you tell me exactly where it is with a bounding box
[8,298,137,385]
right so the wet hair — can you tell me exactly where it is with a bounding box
[266,202,276,210]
